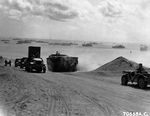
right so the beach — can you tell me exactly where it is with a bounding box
[0,39,150,116]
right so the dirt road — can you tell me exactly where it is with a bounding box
[1,66,150,116]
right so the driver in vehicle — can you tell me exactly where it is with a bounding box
[136,63,147,73]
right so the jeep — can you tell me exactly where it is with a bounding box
[121,70,150,89]
[25,58,46,73]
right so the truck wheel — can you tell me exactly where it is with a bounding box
[25,67,28,71]
[138,78,147,89]
[20,65,23,69]
[29,66,32,72]
[25,67,30,72]
[121,75,128,86]
[26,66,32,72]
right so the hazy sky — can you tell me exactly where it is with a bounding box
[0,0,150,43]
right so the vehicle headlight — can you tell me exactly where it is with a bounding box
[30,62,34,64]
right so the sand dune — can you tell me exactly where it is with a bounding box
[95,56,150,72]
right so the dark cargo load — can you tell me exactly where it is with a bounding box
[47,52,78,72]
[28,46,41,58]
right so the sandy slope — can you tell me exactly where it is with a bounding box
[1,66,150,116]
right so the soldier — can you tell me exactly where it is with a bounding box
[4,60,7,66]
[136,63,147,73]
[56,51,60,55]
[8,60,11,67]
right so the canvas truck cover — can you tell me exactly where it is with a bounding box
[28,46,41,58]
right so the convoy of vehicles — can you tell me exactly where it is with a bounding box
[14,46,149,90]
[14,46,46,73]
[14,46,78,73]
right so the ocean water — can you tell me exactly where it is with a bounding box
[0,42,150,71]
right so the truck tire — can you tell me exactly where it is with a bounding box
[20,65,23,69]
[25,67,29,72]
[121,75,128,86]
[138,78,147,89]
[25,67,28,71]
[29,66,32,72]
[25,66,32,72]
[36,70,40,73]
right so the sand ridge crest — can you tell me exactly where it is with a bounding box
[95,56,144,72]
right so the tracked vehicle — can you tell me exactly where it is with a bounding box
[47,52,78,72]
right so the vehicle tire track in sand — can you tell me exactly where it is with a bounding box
[44,75,120,116]
[80,93,120,116]
[46,86,71,116]
[55,95,70,116]
[37,73,121,116]
[0,67,134,116]
[53,86,117,116]
[52,87,71,116]
[66,89,119,116]
[48,88,59,116]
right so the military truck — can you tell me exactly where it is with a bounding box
[121,70,150,89]
[47,52,78,72]
[28,46,41,58]
[24,46,46,73]
[25,58,46,73]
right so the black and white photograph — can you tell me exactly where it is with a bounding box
[0,0,150,116]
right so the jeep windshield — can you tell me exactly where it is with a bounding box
[33,58,43,64]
